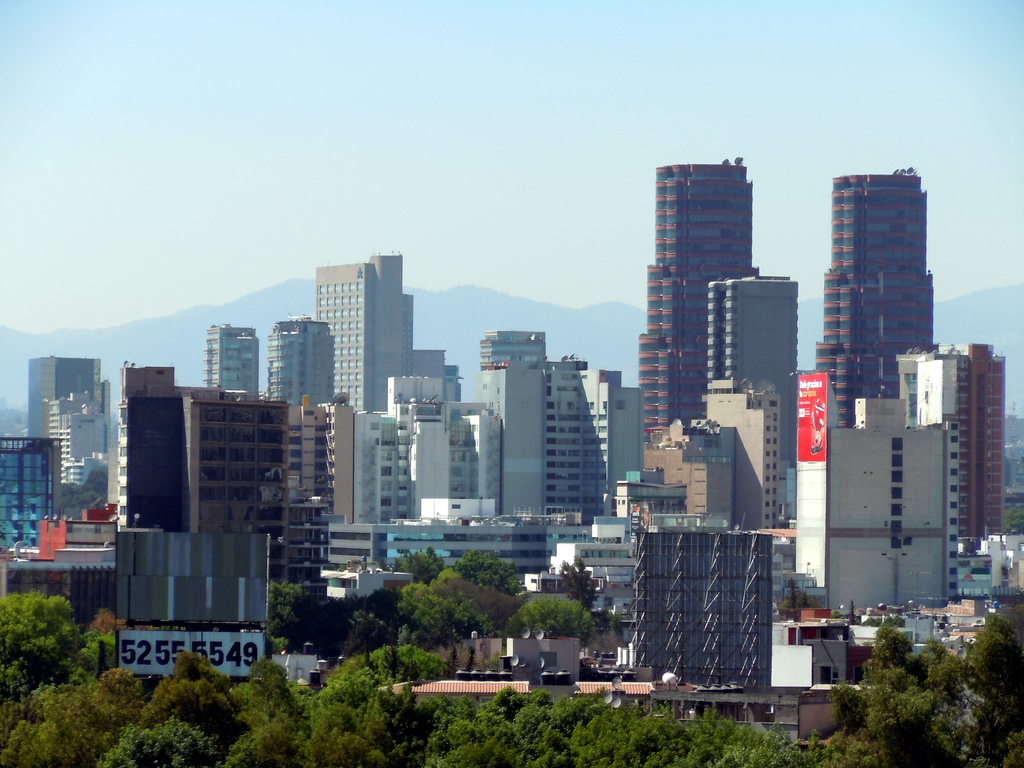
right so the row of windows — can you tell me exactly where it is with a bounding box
[318,282,363,294]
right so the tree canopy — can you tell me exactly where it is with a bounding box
[453,550,521,595]
[0,592,80,701]
[504,598,596,644]
[395,547,446,584]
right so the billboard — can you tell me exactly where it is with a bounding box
[118,629,263,677]
[117,532,268,624]
[798,374,829,463]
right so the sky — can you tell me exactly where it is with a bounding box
[1,1,1021,334]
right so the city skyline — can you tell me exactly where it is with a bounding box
[1,3,1022,334]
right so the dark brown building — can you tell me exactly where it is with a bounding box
[816,171,933,427]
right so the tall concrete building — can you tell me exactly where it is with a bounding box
[28,357,109,439]
[267,318,335,407]
[477,358,643,523]
[708,276,798,467]
[315,253,413,412]
[899,344,1005,539]
[204,325,259,394]
[639,161,758,430]
[117,367,290,578]
[706,379,785,528]
[815,171,933,427]
[480,330,546,370]
[796,385,954,608]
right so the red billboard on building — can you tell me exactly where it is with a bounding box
[798,373,829,462]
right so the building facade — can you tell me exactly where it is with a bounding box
[28,357,109,440]
[350,378,501,524]
[796,394,954,608]
[477,359,643,523]
[315,253,413,412]
[480,330,547,370]
[706,379,785,529]
[117,366,291,579]
[815,171,933,427]
[707,276,798,467]
[639,162,758,430]
[327,511,592,577]
[0,438,60,549]
[205,325,260,395]
[899,344,1005,539]
[268,318,335,407]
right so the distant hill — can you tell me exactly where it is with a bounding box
[2,281,1022,413]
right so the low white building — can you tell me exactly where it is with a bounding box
[323,569,413,599]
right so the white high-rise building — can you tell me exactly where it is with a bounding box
[350,377,500,524]
[204,325,259,394]
[476,358,643,523]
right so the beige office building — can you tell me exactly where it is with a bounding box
[315,254,413,412]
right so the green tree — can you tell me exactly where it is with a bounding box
[267,581,318,653]
[98,718,221,768]
[367,644,448,685]
[395,547,446,584]
[779,584,823,611]
[143,651,244,754]
[453,550,521,595]
[965,614,1024,765]
[504,598,596,645]
[0,592,80,701]
[1004,506,1024,534]
[396,586,492,649]
[0,669,145,768]
[559,556,597,610]
[59,467,109,515]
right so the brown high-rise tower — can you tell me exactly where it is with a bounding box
[639,162,757,430]
[815,171,933,427]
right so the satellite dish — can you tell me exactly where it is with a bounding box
[535,629,545,640]
[754,379,776,395]
[612,676,622,689]
[662,672,678,685]
[521,627,531,639]
[538,657,546,669]
[510,655,520,668]
[603,690,614,704]
[611,697,622,709]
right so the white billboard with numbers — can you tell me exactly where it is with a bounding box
[117,630,264,677]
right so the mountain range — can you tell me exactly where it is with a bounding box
[2,280,1022,413]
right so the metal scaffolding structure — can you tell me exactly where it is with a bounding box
[634,529,772,686]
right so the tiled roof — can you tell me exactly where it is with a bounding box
[575,682,655,696]
[395,681,531,695]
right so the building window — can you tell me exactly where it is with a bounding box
[891,503,902,516]
[891,487,903,499]
[891,438,903,451]
[891,471,903,483]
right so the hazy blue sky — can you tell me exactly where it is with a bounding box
[1,1,1021,333]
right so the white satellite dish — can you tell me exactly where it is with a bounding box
[602,690,614,704]
[538,657,546,669]
[521,627,531,639]
[535,629,546,640]
[611,697,622,709]
[510,655,520,668]
[612,676,622,689]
